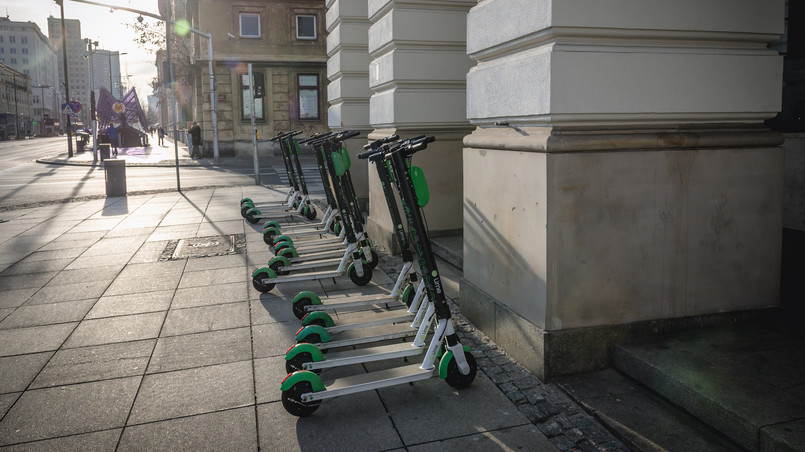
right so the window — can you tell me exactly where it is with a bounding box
[21,36,27,44]
[9,36,14,43]
[22,58,28,64]
[22,48,27,54]
[0,36,3,43]
[10,58,16,64]
[10,48,15,54]
[239,13,261,38]
[296,15,316,40]
[241,72,264,120]
[297,74,319,120]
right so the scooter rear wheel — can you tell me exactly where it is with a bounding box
[444,351,477,389]
[282,381,321,417]
[303,205,317,221]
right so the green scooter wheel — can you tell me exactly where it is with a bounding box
[240,197,253,206]
[285,352,322,374]
[303,204,317,221]
[245,208,261,224]
[293,298,314,320]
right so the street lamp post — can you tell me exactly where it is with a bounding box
[35,84,52,136]
[54,0,74,157]
[85,39,99,161]
[108,51,127,98]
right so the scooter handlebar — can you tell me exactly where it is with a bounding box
[298,131,333,144]
[363,134,400,151]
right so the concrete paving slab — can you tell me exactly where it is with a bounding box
[30,340,154,390]
[253,357,288,404]
[160,302,249,337]
[407,424,556,451]
[0,323,77,356]
[197,220,245,236]
[178,266,247,289]
[171,281,249,309]
[128,360,254,425]
[103,272,182,297]
[0,352,53,393]
[63,253,131,271]
[760,419,805,452]
[0,298,95,329]
[12,248,84,263]
[0,258,73,277]
[69,218,124,233]
[0,377,140,446]
[250,297,299,325]
[46,266,121,286]
[0,287,38,309]
[0,428,122,452]
[251,321,305,359]
[128,241,170,264]
[379,372,531,446]
[85,290,173,319]
[145,224,200,242]
[0,393,20,419]
[183,253,247,272]
[62,312,165,349]
[25,280,109,306]
[257,395,405,451]
[81,237,146,257]
[105,226,156,238]
[0,272,58,292]
[147,327,252,374]
[118,407,257,452]
[117,260,186,279]
[0,308,12,322]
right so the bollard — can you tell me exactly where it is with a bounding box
[104,159,127,197]
[99,143,111,161]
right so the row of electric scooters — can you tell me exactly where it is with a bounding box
[240,130,477,416]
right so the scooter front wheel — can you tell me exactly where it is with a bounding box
[303,204,317,221]
[286,352,321,374]
[293,297,313,320]
[252,270,276,293]
[444,351,477,390]
[282,381,321,417]
[348,263,372,286]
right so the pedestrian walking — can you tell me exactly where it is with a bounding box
[189,121,202,159]
[158,126,165,146]
[107,124,119,157]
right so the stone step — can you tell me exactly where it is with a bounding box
[611,323,805,451]
[430,235,463,270]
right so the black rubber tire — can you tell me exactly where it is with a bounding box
[269,260,290,276]
[444,351,477,389]
[348,264,372,286]
[285,352,321,374]
[252,271,276,293]
[293,298,313,320]
[304,205,317,221]
[263,233,275,245]
[297,333,322,345]
[281,381,321,417]
[366,249,379,270]
[245,211,260,224]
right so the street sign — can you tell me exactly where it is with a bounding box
[68,100,82,114]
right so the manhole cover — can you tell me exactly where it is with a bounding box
[161,234,246,260]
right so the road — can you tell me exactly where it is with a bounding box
[0,137,296,209]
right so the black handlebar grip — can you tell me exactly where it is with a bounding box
[338,130,361,141]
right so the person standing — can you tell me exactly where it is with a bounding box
[158,126,165,146]
[189,121,202,159]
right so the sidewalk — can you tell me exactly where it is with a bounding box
[36,138,219,167]
[0,185,629,451]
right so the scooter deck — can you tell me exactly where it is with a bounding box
[287,248,345,263]
[312,322,417,349]
[326,309,414,333]
[310,341,425,370]
[312,363,435,399]
[280,257,342,272]
[261,268,345,284]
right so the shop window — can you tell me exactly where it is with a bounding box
[297,74,319,120]
[296,15,316,40]
[241,72,265,120]
[239,13,261,38]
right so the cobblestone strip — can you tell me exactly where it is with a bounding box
[377,255,628,452]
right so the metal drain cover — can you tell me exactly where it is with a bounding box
[162,234,246,260]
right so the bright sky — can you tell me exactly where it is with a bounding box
[5,0,160,99]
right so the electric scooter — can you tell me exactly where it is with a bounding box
[280,136,477,417]
[251,132,373,292]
